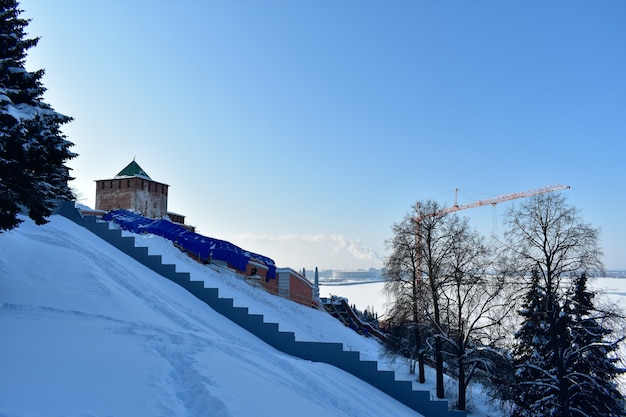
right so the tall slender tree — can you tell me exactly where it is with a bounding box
[505,193,624,416]
[384,212,430,383]
[438,215,513,411]
[386,200,482,400]
[417,200,454,399]
[0,0,76,232]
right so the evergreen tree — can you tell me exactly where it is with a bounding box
[511,270,626,417]
[0,0,76,232]
[511,269,564,417]
[565,273,626,416]
[503,194,620,416]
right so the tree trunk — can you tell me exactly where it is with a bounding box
[418,352,426,383]
[435,337,444,398]
[457,355,466,411]
[412,324,425,383]
[411,268,425,384]
[432,289,445,398]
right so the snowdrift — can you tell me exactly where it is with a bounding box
[1,215,441,417]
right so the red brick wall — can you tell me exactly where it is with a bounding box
[269,268,315,307]
[245,260,269,281]
[289,272,314,306]
[95,177,168,218]
[262,272,279,295]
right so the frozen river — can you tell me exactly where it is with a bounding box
[320,276,626,392]
[320,277,626,319]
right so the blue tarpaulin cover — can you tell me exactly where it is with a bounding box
[102,210,276,279]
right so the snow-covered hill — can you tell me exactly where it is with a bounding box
[0,215,499,417]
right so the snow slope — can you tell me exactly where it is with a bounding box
[0,215,501,416]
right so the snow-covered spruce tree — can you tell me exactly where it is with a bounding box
[511,268,566,417]
[0,0,75,232]
[565,273,625,416]
[511,271,626,417]
[504,193,624,417]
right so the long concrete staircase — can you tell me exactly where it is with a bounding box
[55,201,464,417]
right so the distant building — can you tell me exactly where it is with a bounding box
[95,159,189,226]
[332,268,382,281]
[263,267,319,308]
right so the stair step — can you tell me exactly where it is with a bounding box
[57,206,463,417]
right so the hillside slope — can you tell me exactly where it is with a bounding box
[1,215,437,417]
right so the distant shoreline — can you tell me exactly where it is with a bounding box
[319,279,386,286]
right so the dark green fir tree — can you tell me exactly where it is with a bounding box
[511,270,626,417]
[511,269,563,417]
[0,0,76,232]
[565,273,626,416]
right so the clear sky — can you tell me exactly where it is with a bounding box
[20,0,625,271]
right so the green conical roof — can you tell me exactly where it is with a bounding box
[115,160,152,180]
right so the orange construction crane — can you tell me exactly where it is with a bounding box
[411,184,570,400]
[416,184,570,222]
[413,183,570,275]
[415,185,570,396]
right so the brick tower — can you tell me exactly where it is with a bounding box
[95,160,169,219]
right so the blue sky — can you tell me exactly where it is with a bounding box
[21,1,625,271]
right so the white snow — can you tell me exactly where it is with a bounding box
[1,214,623,417]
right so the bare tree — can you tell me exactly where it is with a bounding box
[416,200,457,399]
[503,192,603,288]
[384,213,430,383]
[502,193,616,417]
[385,200,458,399]
[437,215,515,411]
